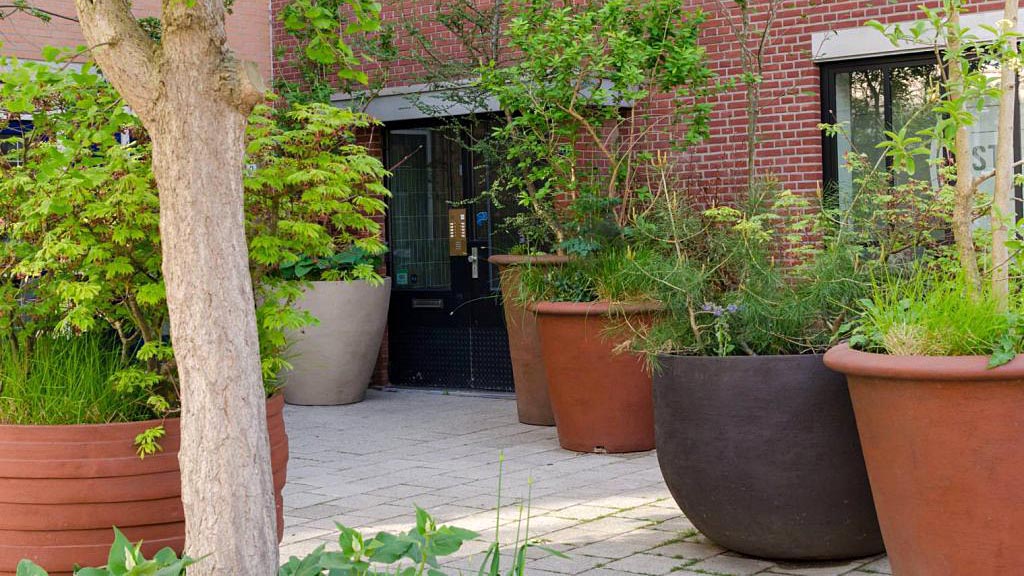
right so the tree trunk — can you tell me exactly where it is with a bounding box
[72,1,277,574]
[993,0,1019,310]
[947,10,982,294]
[149,94,278,576]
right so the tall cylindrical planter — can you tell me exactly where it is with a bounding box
[0,395,289,576]
[528,301,658,453]
[490,255,570,426]
[654,354,883,560]
[825,343,1024,575]
[284,279,391,406]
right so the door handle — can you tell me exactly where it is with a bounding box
[468,247,479,279]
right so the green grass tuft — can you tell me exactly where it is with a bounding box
[0,334,153,425]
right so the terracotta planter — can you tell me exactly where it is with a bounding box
[825,343,1024,575]
[528,301,658,453]
[284,279,391,406]
[490,255,570,426]
[0,395,289,576]
[654,354,884,560]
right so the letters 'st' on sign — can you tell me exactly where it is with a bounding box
[449,208,467,256]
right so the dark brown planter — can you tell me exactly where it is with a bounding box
[825,344,1024,575]
[490,254,570,426]
[655,354,884,560]
[528,300,658,453]
[0,395,289,576]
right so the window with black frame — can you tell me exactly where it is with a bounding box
[820,54,1023,218]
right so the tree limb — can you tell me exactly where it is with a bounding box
[160,0,263,114]
[0,4,78,22]
[73,0,162,121]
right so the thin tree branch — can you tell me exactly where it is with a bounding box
[0,4,78,22]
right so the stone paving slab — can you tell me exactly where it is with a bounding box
[281,389,891,575]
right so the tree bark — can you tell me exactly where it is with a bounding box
[947,10,982,294]
[72,1,277,574]
[993,0,1018,310]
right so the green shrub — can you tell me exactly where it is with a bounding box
[478,0,715,252]
[0,48,389,415]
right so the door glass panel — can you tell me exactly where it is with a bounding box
[835,69,886,210]
[389,130,451,290]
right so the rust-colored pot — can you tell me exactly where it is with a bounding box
[490,254,570,426]
[825,343,1024,575]
[528,301,658,453]
[0,395,289,576]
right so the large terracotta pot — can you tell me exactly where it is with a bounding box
[654,354,884,560]
[284,279,391,406]
[528,301,658,453]
[825,343,1024,575]
[0,395,289,576]
[489,254,570,426]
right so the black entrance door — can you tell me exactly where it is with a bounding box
[385,125,513,390]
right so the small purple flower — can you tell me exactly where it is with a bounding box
[702,302,725,317]
[726,304,740,314]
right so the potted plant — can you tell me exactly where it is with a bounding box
[517,250,663,453]
[824,3,1024,573]
[278,247,391,406]
[476,0,715,450]
[488,253,566,426]
[633,181,899,559]
[0,335,290,573]
[0,52,386,573]
[245,101,390,406]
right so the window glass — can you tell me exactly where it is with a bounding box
[890,64,943,186]
[829,58,1009,218]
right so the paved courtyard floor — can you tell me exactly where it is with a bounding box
[281,389,891,576]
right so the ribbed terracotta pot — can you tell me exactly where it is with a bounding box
[284,279,391,406]
[528,301,658,453]
[825,343,1024,575]
[490,255,570,426]
[0,395,289,576]
[655,354,884,560]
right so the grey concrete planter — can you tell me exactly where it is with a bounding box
[654,353,884,560]
[283,278,391,406]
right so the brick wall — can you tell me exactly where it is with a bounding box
[686,0,1004,214]
[271,0,1009,385]
[272,0,1008,209]
[0,0,272,80]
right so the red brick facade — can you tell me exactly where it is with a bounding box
[269,0,1009,387]
[0,0,272,79]
[270,0,1006,206]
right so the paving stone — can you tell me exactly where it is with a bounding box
[856,556,893,574]
[604,552,685,575]
[551,504,620,520]
[687,553,775,576]
[279,390,890,575]
[650,540,726,560]
[767,558,868,576]
[571,529,668,558]
[530,551,608,574]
